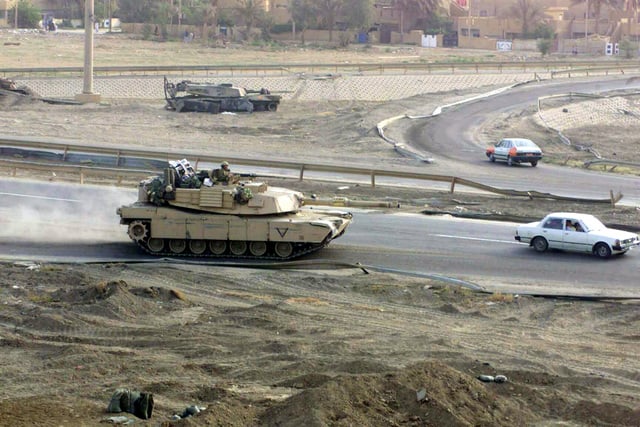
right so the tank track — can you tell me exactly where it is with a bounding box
[133,238,327,261]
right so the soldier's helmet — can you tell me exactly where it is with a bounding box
[221,161,229,167]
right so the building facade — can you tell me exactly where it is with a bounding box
[2,0,639,52]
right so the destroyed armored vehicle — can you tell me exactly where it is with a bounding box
[117,159,352,259]
[164,77,281,113]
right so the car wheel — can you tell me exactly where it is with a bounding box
[532,236,548,253]
[489,154,496,162]
[507,156,513,166]
[531,161,538,167]
[594,242,612,259]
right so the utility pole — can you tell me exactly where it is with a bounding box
[468,0,471,39]
[400,8,404,43]
[585,0,589,54]
[14,0,18,28]
[75,0,101,104]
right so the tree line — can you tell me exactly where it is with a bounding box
[10,0,447,42]
[10,0,633,48]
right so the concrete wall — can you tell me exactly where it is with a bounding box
[269,29,359,45]
[116,22,617,56]
[0,0,14,28]
[512,39,539,52]
[121,23,362,46]
[121,23,232,41]
[557,36,616,55]
[457,36,498,50]
[458,16,523,39]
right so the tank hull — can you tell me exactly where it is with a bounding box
[164,78,280,114]
[118,203,351,260]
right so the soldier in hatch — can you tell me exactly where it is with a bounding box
[211,161,235,184]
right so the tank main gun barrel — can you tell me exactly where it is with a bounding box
[303,196,400,209]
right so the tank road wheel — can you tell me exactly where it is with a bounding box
[229,241,247,256]
[147,238,165,253]
[249,241,268,257]
[274,242,293,258]
[189,240,207,255]
[128,220,149,242]
[209,240,227,255]
[267,102,278,112]
[169,239,187,254]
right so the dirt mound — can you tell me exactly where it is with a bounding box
[47,278,191,319]
[257,360,533,426]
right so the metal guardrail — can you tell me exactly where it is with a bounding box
[536,91,640,170]
[584,158,640,169]
[549,65,640,78]
[0,136,622,205]
[1,60,637,78]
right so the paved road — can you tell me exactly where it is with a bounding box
[405,76,640,204]
[2,179,638,297]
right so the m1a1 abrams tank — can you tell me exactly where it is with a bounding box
[164,77,281,114]
[117,159,352,260]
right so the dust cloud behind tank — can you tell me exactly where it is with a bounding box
[117,159,352,260]
[163,77,281,114]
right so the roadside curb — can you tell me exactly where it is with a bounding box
[375,80,538,163]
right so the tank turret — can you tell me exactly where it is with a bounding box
[117,160,352,259]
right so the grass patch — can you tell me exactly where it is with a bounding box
[487,292,515,303]
[27,292,54,304]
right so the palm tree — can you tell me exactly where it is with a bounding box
[316,0,344,42]
[342,0,373,31]
[391,0,440,38]
[59,0,85,20]
[572,0,619,34]
[289,0,317,44]
[235,0,266,41]
[624,0,638,39]
[509,0,545,37]
[201,0,218,46]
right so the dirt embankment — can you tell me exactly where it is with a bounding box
[1,262,639,426]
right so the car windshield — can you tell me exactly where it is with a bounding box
[580,216,605,232]
[514,140,536,147]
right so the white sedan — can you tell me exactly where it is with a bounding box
[515,212,640,258]
[486,138,543,167]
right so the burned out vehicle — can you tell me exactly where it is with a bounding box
[117,159,352,259]
[164,77,281,113]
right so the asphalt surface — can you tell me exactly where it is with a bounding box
[3,75,640,297]
[406,76,640,204]
[2,179,639,298]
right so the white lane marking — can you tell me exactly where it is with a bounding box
[431,233,522,245]
[0,192,80,202]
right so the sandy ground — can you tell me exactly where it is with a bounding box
[1,31,640,426]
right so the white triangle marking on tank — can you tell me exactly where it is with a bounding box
[275,228,289,237]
